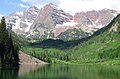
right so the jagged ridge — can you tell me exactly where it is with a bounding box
[6,3,119,42]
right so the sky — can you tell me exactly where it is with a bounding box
[0,0,120,17]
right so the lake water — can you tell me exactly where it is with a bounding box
[0,64,120,79]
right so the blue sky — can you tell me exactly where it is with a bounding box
[0,0,120,17]
[0,0,59,17]
[0,0,28,16]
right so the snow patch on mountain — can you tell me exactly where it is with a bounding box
[16,11,23,15]
[55,20,77,28]
[6,6,40,33]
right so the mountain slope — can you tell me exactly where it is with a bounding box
[6,6,40,35]
[28,3,73,38]
[68,14,120,63]
[19,51,46,65]
[58,28,89,41]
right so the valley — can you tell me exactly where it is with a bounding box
[21,14,120,65]
[0,2,120,65]
[0,1,120,79]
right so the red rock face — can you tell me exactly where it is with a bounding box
[40,4,53,16]
[35,4,54,23]
[86,10,99,22]
[31,3,73,30]
[74,9,117,27]
[74,12,93,26]
[74,12,85,24]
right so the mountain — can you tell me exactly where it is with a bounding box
[6,6,40,35]
[74,9,118,31]
[6,3,119,41]
[27,3,73,40]
[22,14,120,64]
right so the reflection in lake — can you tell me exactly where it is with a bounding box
[0,67,19,79]
[0,64,120,79]
[18,64,45,76]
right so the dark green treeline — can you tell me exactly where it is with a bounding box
[0,17,19,67]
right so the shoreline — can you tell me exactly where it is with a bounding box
[19,51,47,65]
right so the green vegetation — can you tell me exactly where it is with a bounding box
[22,14,120,65]
[0,17,20,67]
[22,47,70,63]
[67,14,120,64]
[58,28,89,41]
[27,30,54,42]
[27,28,89,42]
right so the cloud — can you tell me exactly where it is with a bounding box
[58,0,120,15]
[21,0,120,15]
[21,0,29,3]
[21,0,60,9]
[21,0,45,8]
[19,3,29,9]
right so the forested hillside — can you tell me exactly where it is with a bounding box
[67,14,120,64]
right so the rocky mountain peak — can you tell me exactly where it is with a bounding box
[6,4,119,41]
[47,3,62,10]
[6,5,40,33]
[30,3,73,34]
[30,6,39,10]
[74,9,117,29]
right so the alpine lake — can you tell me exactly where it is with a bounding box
[0,64,120,79]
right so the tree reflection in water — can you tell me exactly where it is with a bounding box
[0,67,19,79]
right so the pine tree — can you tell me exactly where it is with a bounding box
[0,16,7,66]
[0,17,19,66]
